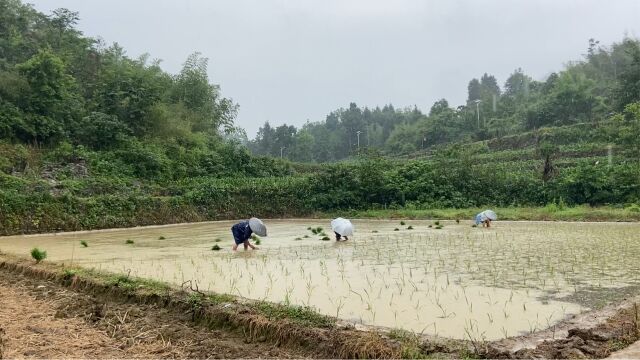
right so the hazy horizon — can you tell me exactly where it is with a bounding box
[28,0,640,136]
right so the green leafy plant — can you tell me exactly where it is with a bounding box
[255,238,261,245]
[30,248,47,263]
[320,236,331,241]
[158,236,166,240]
[80,240,88,247]
[394,228,400,231]
[211,244,221,251]
[125,239,134,244]
[214,238,222,242]
[407,225,414,230]
[400,221,406,225]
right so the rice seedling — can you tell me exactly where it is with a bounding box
[211,244,221,251]
[158,236,166,240]
[30,247,47,263]
[394,228,400,231]
[400,221,406,225]
[125,239,134,244]
[407,226,414,230]
[214,238,222,242]
[80,240,88,247]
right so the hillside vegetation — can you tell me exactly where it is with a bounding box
[0,0,638,235]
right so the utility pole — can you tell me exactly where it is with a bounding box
[474,99,482,128]
[280,146,285,159]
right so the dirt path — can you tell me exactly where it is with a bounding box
[0,269,313,359]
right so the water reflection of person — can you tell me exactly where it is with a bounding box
[334,231,349,242]
[231,220,259,251]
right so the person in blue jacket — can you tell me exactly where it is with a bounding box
[231,220,259,251]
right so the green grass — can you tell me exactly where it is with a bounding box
[330,205,640,222]
[254,302,335,328]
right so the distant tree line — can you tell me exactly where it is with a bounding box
[248,37,640,161]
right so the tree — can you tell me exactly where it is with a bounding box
[467,78,481,102]
[16,48,80,143]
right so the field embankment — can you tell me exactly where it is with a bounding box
[336,205,640,222]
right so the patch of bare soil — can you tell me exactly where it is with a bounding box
[0,269,314,359]
[486,300,640,359]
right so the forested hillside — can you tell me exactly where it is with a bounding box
[249,38,640,161]
[0,0,638,235]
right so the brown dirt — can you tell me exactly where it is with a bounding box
[0,265,315,359]
[485,299,640,359]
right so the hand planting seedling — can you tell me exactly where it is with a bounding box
[80,240,88,247]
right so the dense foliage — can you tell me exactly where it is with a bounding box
[0,0,638,235]
[249,38,640,160]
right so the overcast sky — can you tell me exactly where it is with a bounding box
[29,1,640,136]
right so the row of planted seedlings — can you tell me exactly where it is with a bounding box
[78,222,640,342]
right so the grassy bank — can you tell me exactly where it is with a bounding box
[331,205,640,222]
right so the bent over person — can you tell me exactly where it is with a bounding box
[231,220,258,251]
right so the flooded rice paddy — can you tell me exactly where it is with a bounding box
[1,220,639,340]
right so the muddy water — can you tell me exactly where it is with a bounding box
[1,220,639,340]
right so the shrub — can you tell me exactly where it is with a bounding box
[30,248,47,263]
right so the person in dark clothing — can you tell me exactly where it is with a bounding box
[231,220,259,251]
[334,231,349,241]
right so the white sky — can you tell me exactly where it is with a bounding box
[29,0,640,135]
